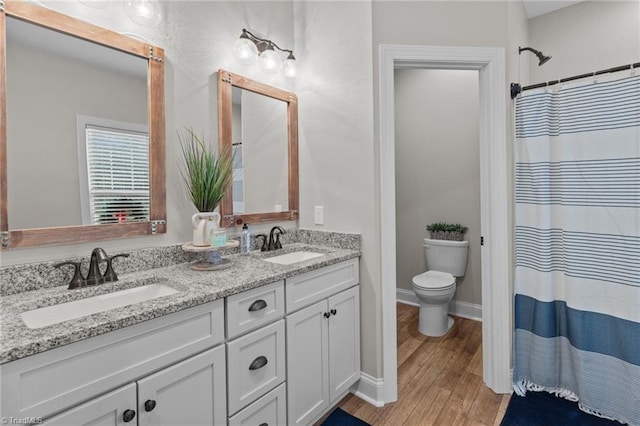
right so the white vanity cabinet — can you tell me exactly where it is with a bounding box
[43,346,226,426]
[285,259,361,426]
[1,257,361,426]
[1,300,226,425]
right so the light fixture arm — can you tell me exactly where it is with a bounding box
[241,28,295,58]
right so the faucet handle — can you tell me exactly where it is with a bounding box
[104,253,130,282]
[54,261,84,290]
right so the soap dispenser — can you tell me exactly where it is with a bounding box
[240,224,251,254]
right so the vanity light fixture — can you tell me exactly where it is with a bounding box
[124,0,162,27]
[233,28,296,77]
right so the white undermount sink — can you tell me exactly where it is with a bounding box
[21,283,180,329]
[262,251,325,265]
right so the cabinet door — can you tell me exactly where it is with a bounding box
[137,346,226,426]
[328,286,361,402]
[43,383,136,426]
[286,299,329,426]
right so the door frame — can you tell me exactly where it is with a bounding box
[378,44,512,402]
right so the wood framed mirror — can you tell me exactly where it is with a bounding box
[0,0,166,249]
[217,70,298,227]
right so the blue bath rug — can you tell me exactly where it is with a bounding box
[500,391,622,425]
[321,408,371,426]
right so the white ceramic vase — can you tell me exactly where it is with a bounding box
[192,212,221,246]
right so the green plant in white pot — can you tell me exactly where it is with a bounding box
[179,128,233,246]
[426,222,468,241]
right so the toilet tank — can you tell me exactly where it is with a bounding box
[423,238,469,277]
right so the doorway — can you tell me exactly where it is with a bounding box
[378,45,512,402]
[394,68,482,318]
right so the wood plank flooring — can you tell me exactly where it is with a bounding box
[333,303,511,426]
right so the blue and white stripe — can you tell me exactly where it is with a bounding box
[514,74,640,425]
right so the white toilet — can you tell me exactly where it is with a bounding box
[411,238,469,337]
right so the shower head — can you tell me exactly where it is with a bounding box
[519,46,552,66]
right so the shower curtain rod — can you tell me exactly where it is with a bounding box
[510,61,640,99]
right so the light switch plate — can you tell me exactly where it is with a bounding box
[314,206,324,225]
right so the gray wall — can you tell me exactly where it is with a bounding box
[394,69,481,306]
[527,1,640,85]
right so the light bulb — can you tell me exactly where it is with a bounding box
[283,58,296,77]
[258,47,282,74]
[233,37,258,65]
[125,0,162,27]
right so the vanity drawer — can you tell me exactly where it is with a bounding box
[285,258,359,313]
[226,319,286,415]
[228,382,286,426]
[0,300,224,420]
[226,280,285,339]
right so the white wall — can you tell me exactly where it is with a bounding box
[394,69,481,306]
[293,1,378,375]
[527,1,640,84]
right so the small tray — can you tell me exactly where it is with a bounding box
[182,240,239,252]
[182,240,239,271]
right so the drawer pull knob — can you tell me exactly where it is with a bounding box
[123,409,136,423]
[144,399,157,412]
[259,423,268,426]
[249,355,268,370]
[331,309,337,316]
[324,312,331,319]
[248,299,268,312]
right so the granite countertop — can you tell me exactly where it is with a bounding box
[0,243,360,364]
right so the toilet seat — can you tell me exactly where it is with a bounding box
[412,270,455,290]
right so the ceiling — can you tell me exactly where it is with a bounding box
[523,0,585,19]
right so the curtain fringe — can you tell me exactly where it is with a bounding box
[513,380,623,424]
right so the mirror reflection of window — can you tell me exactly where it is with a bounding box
[5,16,148,230]
[77,116,149,225]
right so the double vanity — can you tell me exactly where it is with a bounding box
[0,239,361,426]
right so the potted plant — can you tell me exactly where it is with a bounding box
[426,222,468,241]
[179,128,233,246]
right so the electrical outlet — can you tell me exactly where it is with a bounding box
[314,206,324,225]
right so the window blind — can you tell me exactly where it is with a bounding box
[85,126,149,224]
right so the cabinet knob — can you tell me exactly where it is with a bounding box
[144,399,157,412]
[324,312,331,319]
[249,355,268,370]
[248,299,267,312]
[330,309,337,316]
[122,409,136,423]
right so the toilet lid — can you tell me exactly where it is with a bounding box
[412,271,455,289]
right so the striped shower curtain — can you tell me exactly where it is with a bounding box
[513,74,640,425]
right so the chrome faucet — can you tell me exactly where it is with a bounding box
[55,248,130,289]
[255,226,286,252]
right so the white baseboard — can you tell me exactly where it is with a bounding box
[396,288,419,306]
[352,372,385,407]
[396,288,482,322]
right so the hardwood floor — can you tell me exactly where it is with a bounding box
[334,303,511,425]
